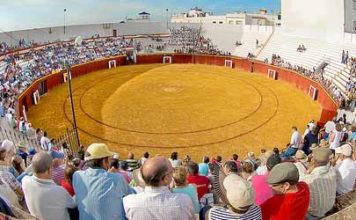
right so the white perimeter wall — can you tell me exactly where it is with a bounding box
[281,0,345,42]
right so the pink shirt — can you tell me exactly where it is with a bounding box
[251,174,273,205]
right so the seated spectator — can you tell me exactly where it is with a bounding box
[231,153,241,169]
[198,156,210,176]
[335,144,356,195]
[251,154,281,205]
[222,160,238,176]
[126,152,139,172]
[60,165,77,196]
[261,162,310,220]
[109,158,131,184]
[300,148,336,219]
[172,166,200,214]
[50,151,65,185]
[303,126,318,155]
[207,174,261,219]
[241,160,255,181]
[187,161,210,200]
[11,155,24,176]
[0,147,18,177]
[123,156,195,220]
[22,152,76,220]
[283,127,302,158]
[169,152,182,168]
[293,150,308,176]
[140,152,149,165]
[256,151,273,175]
[73,143,131,220]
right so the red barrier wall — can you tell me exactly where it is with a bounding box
[18,54,338,125]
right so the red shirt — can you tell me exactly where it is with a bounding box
[260,182,310,220]
[60,180,75,196]
[187,174,209,200]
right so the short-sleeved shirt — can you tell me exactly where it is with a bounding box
[187,174,210,200]
[209,205,262,220]
[198,163,209,176]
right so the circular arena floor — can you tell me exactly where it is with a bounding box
[29,64,321,160]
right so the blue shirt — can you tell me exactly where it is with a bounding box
[198,163,209,176]
[73,168,131,220]
[172,184,201,213]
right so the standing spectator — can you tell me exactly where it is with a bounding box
[283,127,302,158]
[251,154,281,205]
[261,162,310,220]
[172,166,200,214]
[76,145,85,160]
[222,161,238,176]
[108,159,131,184]
[303,127,318,155]
[187,161,210,200]
[22,152,76,220]
[341,50,345,64]
[40,131,50,151]
[126,152,139,172]
[208,174,261,219]
[169,152,182,168]
[123,156,195,220]
[60,165,77,196]
[198,156,209,176]
[73,143,131,220]
[334,144,356,195]
[300,148,336,219]
[329,124,343,153]
[216,155,223,165]
[50,151,65,185]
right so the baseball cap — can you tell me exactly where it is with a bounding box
[84,143,115,161]
[223,174,255,209]
[335,144,352,157]
[268,162,299,185]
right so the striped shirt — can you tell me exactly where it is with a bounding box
[299,165,337,217]
[209,205,262,220]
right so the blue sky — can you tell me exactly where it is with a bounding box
[0,0,280,32]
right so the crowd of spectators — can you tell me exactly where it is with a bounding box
[0,114,355,219]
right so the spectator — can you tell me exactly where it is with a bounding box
[172,166,200,214]
[251,154,281,205]
[303,126,319,155]
[261,162,310,220]
[232,153,241,169]
[126,152,139,172]
[283,127,302,158]
[207,174,261,219]
[216,155,222,165]
[60,165,77,196]
[140,152,149,165]
[222,160,238,175]
[187,161,210,200]
[22,152,76,220]
[123,156,195,220]
[109,159,131,184]
[293,150,308,176]
[40,131,50,151]
[256,151,273,175]
[300,148,336,219]
[169,152,182,168]
[73,143,131,220]
[241,160,255,181]
[50,150,65,185]
[76,145,85,160]
[334,144,356,195]
[198,156,210,176]
[329,124,343,153]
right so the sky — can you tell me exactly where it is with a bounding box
[0,0,280,32]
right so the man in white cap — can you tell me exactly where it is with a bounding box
[334,144,356,195]
[207,174,261,219]
[73,143,131,220]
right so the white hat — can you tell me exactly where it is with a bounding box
[223,174,255,209]
[84,143,115,161]
[335,144,352,157]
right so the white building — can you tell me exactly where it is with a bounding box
[171,7,278,26]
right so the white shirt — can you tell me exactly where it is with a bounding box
[300,166,337,217]
[22,175,76,220]
[329,131,342,150]
[324,121,335,134]
[294,161,307,176]
[40,136,50,151]
[290,131,302,149]
[335,158,356,195]
[169,159,182,168]
[256,165,267,175]
[123,186,195,220]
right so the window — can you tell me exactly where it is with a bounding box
[212,21,216,24]
[219,21,223,24]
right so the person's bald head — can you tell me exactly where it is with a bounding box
[141,156,172,187]
[32,152,53,174]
